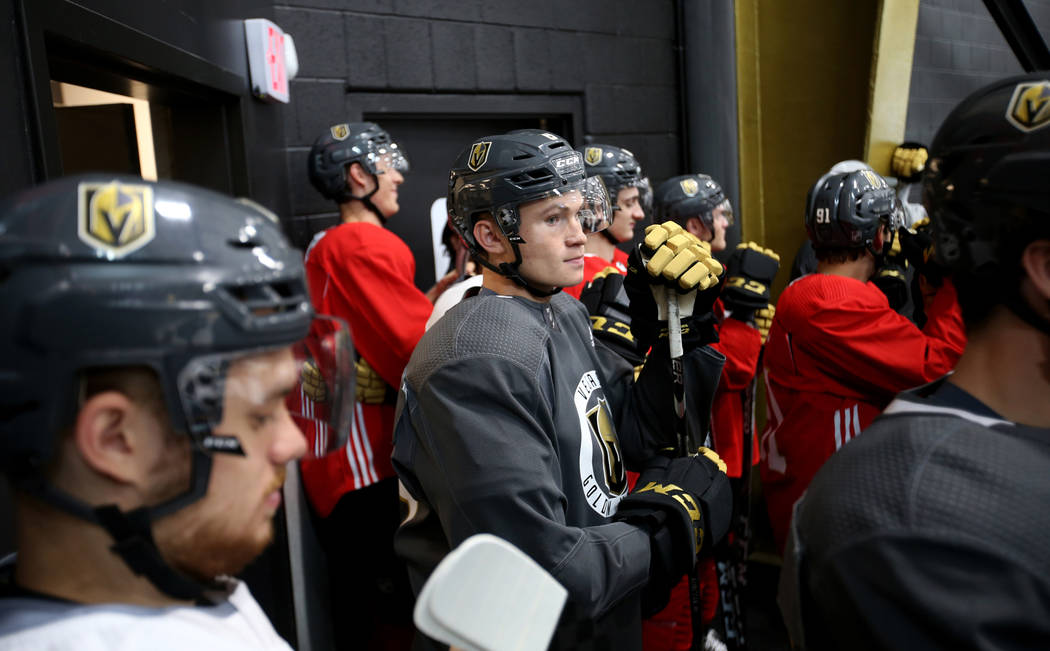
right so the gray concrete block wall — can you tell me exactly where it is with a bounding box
[903,0,1039,144]
[274,1,683,251]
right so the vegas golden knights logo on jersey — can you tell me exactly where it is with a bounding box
[1006,81,1050,133]
[574,371,627,516]
[330,123,350,141]
[584,147,603,166]
[77,181,155,258]
[586,397,627,495]
[467,141,492,171]
[680,178,699,197]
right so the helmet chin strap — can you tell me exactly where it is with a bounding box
[352,178,387,224]
[1004,289,1050,338]
[600,228,622,246]
[473,241,562,298]
[20,447,221,602]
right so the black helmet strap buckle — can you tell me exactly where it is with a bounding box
[472,238,561,299]
[95,504,217,602]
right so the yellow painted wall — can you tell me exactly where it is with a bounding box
[736,0,880,298]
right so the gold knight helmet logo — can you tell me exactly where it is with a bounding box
[584,147,603,166]
[77,181,155,258]
[467,141,492,171]
[1006,80,1050,133]
[680,178,699,197]
[330,123,350,141]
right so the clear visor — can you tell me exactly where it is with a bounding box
[496,175,612,240]
[286,315,354,458]
[715,198,735,227]
[178,315,352,459]
[369,142,410,174]
[636,177,653,215]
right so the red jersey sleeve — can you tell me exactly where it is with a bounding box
[790,278,964,397]
[307,224,432,388]
[712,316,762,391]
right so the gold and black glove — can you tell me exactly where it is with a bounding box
[723,241,780,319]
[355,357,389,405]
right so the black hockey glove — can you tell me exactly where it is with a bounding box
[898,219,944,287]
[722,241,780,320]
[615,448,733,615]
[873,262,910,312]
[578,267,645,367]
[624,221,723,352]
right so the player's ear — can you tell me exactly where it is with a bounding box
[474,217,507,257]
[685,217,708,241]
[1021,240,1050,302]
[345,162,373,193]
[73,391,142,485]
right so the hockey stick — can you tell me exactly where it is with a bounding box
[666,290,706,651]
[713,340,764,651]
[414,534,567,651]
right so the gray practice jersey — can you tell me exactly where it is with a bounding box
[780,379,1050,650]
[393,288,724,650]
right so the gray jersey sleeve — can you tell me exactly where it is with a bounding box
[396,354,651,620]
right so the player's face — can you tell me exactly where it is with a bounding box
[516,191,589,291]
[153,347,305,581]
[607,186,645,243]
[707,205,730,252]
[371,156,404,218]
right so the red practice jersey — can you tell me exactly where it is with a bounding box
[759,274,966,551]
[563,249,629,299]
[296,222,433,517]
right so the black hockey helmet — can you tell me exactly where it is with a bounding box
[653,174,733,231]
[577,144,652,210]
[805,169,900,251]
[924,74,1050,275]
[0,175,352,597]
[448,129,611,295]
[307,121,408,216]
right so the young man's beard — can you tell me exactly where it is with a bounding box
[156,502,276,582]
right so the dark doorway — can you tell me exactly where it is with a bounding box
[54,104,141,175]
[374,115,574,290]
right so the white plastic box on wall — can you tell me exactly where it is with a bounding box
[244,18,299,103]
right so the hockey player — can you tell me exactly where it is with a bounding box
[759,167,966,554]
[646,175,779,650]
[302,121,454,648]
[653,175,779,479]
[563,144,650,299]
[393,129,734,650]
[0,176,351,648]
[780,73,1050,650]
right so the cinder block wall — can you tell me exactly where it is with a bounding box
[275,0,686,267]
[904,0,1050,144]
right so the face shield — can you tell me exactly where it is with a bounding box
[636,177,653,216]
[714,198,735,227]
[368,141,410,175]
[178,315,353,460]
[498,175,612,242]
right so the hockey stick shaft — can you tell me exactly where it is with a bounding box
[667,292,704,651]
